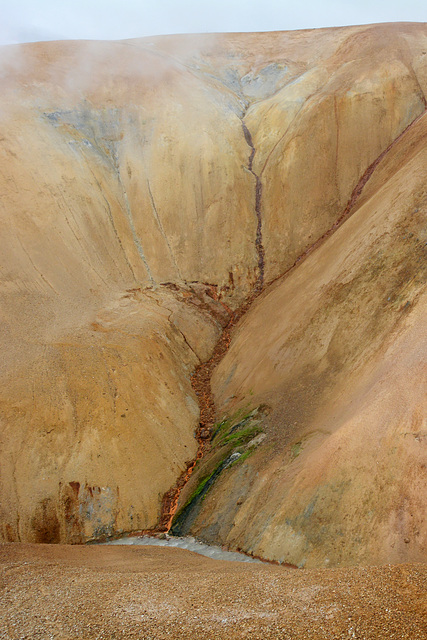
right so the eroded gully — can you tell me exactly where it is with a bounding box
[150,107,427,539]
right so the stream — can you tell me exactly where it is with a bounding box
[103,535,262,563]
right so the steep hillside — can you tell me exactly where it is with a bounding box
[0,23,426,563]
[177,111,427,567]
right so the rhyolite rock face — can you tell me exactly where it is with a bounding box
[0,23,426,565]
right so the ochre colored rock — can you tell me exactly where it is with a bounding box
[0,24,426,561]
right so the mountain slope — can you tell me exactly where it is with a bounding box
[0,24,426,561]
[179,109,427,567]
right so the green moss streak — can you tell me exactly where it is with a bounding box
[231,447,256,466]
[219,423,262,447]
[291,441,303,459]
[171,406,266,532]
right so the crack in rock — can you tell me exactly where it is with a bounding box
[241,120,265,293]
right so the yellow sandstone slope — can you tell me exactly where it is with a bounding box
[0,23,426,564]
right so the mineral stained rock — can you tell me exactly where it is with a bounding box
[0,23,426,565]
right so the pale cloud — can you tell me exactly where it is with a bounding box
[0,0,426,45]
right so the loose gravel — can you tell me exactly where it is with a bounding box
[1,543,426,639]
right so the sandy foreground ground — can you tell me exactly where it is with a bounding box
[0,544,426,639]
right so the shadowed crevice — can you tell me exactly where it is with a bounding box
[241,120,265,293]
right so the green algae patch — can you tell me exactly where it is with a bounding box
[230,446,256,466]
[179,453,232,513]
[210,407,253,443]
[220,423,262,447]
[171,450,238,536]
[171,405,268,536]
[212,406,266,445]
[291,441,303,459]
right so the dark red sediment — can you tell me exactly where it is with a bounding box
[155,291,259,534]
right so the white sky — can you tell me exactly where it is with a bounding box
[0,0,426,45]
